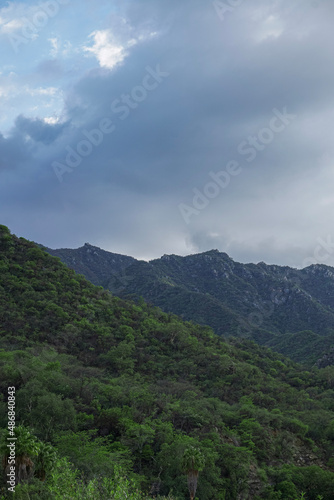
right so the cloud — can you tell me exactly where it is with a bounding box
[15,115,68,145]
[83,29,130,70]
[1,0,334,268]
[0,17,27,35]
[48,37,59,57]
[0,131,32,172]
[82,24,158,71]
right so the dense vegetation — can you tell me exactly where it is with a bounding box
[1,225,334,499]
[46,244,334,366]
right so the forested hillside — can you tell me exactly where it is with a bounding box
[46,244,334,365]
[1,225,334,499]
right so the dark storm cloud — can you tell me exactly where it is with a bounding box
[0,132,32,171]
[1,0,334,265]
[15,115,69,145]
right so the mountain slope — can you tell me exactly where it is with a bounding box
[45,244,334,365]
[1,225,334,499]
[46,242,136,287]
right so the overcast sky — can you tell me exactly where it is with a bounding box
[1,0,334,267]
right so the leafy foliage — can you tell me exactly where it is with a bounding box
[0,226,334,499]
[46,244,334,365]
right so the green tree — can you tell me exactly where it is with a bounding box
[181,447,205,500]
[1,426,39,485]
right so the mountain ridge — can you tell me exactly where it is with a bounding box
[44,243,334,365]
[1,224,334,498]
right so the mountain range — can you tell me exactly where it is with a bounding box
[45,243,334,366]
[2,224,334,499]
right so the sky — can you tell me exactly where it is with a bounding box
[1,0,334,267]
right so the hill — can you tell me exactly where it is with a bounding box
[1,225,334,499]
[46,244,334,366]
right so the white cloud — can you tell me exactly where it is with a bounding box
[0,17,26,34]
[82,27,158,71]
[0,2,38,35]
[0,71,64,134]
[255,14,284,42]
[26,86,58,97]
[43,116,61,124]
[48,37,74,58]
[83,29,132,70]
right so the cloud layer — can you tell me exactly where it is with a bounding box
[1,0,334,267]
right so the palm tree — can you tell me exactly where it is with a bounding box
[35,442,57,481]
[181,447,205,500]
[1,426,39,484]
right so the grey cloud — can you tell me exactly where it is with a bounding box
[0,132,32,171]
[15,115,69,145]
[187,230,322,269]
[1,0,334,265]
